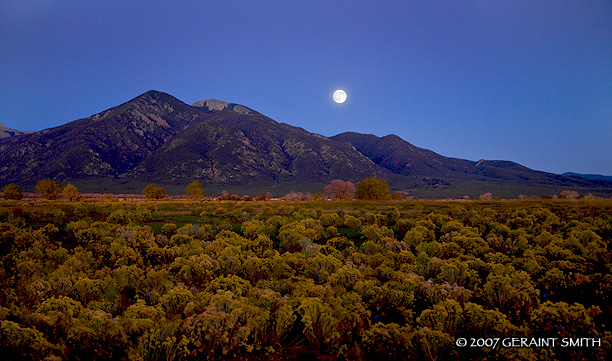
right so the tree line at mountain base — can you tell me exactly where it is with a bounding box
[0,197,611,360]
[4,177,607,203]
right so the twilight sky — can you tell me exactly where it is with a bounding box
[1,0,611,175]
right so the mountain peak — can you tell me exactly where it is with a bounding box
[192,99,258,115]
[193,98,228,110]
[89,90,200,124]
[131,90,181,104]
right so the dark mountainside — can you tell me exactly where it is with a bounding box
[127,109,388,187]
[563,172,612,182]
[331,132,475,179]
[0,90,610,197]
[330,132,607,197]
[0,91,207,184]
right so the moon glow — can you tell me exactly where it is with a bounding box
[333,89,347,103]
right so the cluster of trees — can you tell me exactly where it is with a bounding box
[326,177,404,201]
[0,198,610,360]
[2,180,80,201]
[141,177,394,201]
[2,181,203,201]
[3,177,597,202]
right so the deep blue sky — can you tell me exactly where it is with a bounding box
[1,0,611,175]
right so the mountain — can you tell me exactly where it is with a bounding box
[563,172,612,182]
[1,90,610,197]
[0,123,34,138]
[0,91,388,193]
[331,132,611,197]
[330,132,474,179]
[126,108,386,187]
[331,132,584,185]
[0,91,207,183]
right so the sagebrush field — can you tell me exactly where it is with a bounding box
[1,198,611,360]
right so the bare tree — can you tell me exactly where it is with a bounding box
[285,191,311,201]
[478,192,493,201]
[560,190,579,200]
[219,190,231,200]
[324,179,356,200]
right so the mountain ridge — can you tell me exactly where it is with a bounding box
[1,90,610,198]
[562,172,612,182]
[0,91,208,182]
[192,99,259,115]
[0,123,34,138]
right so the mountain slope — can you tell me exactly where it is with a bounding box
[563,172,612,182]
[0,123,34,138]
[331,131,612,196]
[127,108,387,185]
[331,132,474,178]
[0,91,208,183]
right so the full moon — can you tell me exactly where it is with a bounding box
[333,89,347,103]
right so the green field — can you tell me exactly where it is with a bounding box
[1,198,611,360]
